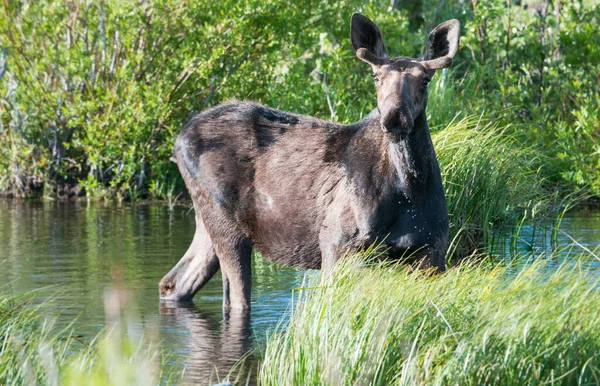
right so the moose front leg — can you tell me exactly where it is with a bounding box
[321,240,349,273]
[214,237,253,310]
[319,198,357,273]
[396,243,447,274]
[421,239,447,273]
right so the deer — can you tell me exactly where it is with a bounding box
[159,13,459,310]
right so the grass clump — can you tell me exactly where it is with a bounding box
[433,115,550,256]
[260,253,600,385]
[0,294,67,384]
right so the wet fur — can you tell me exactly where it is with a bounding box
[160,13,457,309]
[174,101,448,270]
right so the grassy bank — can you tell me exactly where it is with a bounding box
[3,250,600,385]
[260,252,600,385]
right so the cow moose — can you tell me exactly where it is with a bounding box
[159,13,459,310]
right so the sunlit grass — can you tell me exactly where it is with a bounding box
[0,293,68,384]
[0,286,172,385]
[433,115,557,257]
[260,250,600,385]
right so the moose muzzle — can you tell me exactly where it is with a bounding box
[381,105,414,138]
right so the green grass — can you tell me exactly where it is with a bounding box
[259,251,600,385]
[1,295,52,383]
[3,246,600,385]
[0,288,172,385]
[432,115,552,257]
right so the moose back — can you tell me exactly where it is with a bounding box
[159,13,459,310]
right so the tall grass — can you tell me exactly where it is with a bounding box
[260,251,600,385]
[432,115,550,257]
[0,286,171,385]
[0,294,68,384]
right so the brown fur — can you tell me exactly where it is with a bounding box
[159,14,460,310]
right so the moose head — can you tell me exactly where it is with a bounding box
[351,13,460,139]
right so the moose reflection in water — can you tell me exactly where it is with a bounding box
[160,13,459,309]
[159,302,253,383]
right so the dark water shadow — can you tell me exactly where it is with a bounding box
[159,302,255,385]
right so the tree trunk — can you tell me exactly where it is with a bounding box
[471,0,487,63]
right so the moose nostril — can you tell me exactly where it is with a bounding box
[399,112,414,129]
[381,115,399,132]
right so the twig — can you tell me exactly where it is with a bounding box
[558,229,600,261]
[322,73,336,122]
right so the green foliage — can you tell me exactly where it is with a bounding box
[433,115,548,255]
[260,252,600,385]
[61,331,162,386]
[0,0,419,199]
[5,0,594,199]
[0,0,597,249]
[433,0,600,194]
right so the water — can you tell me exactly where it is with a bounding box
[0,200,312,384]
[1,200,599,383]
[491,203,600,263]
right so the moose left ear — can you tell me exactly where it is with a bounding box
[422,19,460,70]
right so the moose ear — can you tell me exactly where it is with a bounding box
[351,13,388,66]
[422,19,460,70]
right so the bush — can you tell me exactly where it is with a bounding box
[3,1,596,199]
[0,0,420,199]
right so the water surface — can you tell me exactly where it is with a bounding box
[1,200,599,383]
[0,200,310,384]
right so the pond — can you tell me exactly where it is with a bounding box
[1,200,599,384]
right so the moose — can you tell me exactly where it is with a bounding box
[159,13,459,310]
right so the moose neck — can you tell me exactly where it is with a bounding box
[343,110,438,199]
[384,111,436,189]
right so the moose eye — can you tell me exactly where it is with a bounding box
[372,74,382,86]
[422,77,431,88]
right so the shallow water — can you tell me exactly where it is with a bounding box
[0,200,311,384]
[0,200,599,383]
[491,203,600,266]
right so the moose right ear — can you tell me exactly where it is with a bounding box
[351,13,389,66]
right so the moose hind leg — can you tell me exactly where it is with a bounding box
[222,269,231,309]
[214,237,252,310]
[159,216,219,301]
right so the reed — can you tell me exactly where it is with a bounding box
[260,249,600,385]
[433,115,550,257]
